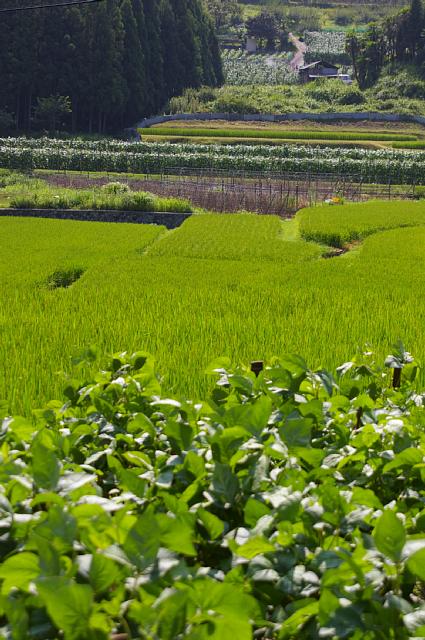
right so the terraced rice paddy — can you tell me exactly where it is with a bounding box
[1,201,425,414]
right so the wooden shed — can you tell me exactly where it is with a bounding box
[298,61,340,83]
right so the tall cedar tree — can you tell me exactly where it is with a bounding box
[0,0,222,132]
[348,0,425,88]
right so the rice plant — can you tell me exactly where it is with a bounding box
[2,203,425,414]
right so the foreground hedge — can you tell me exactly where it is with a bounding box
[1,346,425,639]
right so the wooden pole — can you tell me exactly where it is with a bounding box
[251,361,264,377]
[393,367,402,389]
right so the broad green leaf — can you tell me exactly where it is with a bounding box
[383,448,423,472]
[197,508,224,540]
[0,594,29,640]
[351,487,383,510]
[0,553,40,594]
[157,513,196,556]
[7,417,34,441]
[31,492,65,508]
[244,498,271,527]
[184,451,205,479]
[156,591,188,640]
[187,579,260,621]
[34,505,77,554]
[407,548,425,581]
[279,415,312,448]
[31,436,60,490]
[127,413,155,437]
[279,601,319,639]
[164,419,194,451]
[373,510,406,561]
[31,534,61,576]
[190,616,252,640]
[211,463,239,502]
[37,577,93,640]
[237,536,275,559]
[280,354,308,381]
[117,468,146,498]
[124,509,160,569]
[239,395,272,436]
[293,447,324,468]
[89,554,122,593]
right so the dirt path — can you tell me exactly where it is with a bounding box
[289,32,307,71]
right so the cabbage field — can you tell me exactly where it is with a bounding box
[304,31,347,56]
[304,30,351,65]
[221,50,298,85]
[2,137,425,184]
[2,203,425,415]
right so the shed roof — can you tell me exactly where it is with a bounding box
[299,60,339,71]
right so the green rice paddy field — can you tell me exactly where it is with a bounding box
[1,201,425,414]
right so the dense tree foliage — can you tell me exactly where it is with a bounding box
[204,0,242,31]
[0,0,223,133]
[347,0,425,88]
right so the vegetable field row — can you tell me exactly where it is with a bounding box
[221,50,297,86]
[2,347,425,639]
[304,30,351,65]
[2,137,425,184]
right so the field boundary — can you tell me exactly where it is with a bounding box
[0,209,191,229]
[135,111,425,132]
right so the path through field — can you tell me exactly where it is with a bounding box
[289,32,307,70]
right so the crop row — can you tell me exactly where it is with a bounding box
[141,127,417,142]
[1,138,425,183]
[393,140,425,149]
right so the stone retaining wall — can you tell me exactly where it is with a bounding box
[135,111,425,130]
[0,209,191,229]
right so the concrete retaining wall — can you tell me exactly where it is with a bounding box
[136,111,425,129]
[0,209,191,229]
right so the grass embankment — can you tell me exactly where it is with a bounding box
[2,202,425,413]
[140,126,418,143]
[166,73,425,118]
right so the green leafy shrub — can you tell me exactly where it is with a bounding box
[0,347,425,638]
[101,181,131,194]
[10,186,193,213]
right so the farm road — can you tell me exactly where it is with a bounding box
[289,33,307,70]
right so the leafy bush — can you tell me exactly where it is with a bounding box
[214,95,261,114]
[337,88,365,105]
[101,181,131,194]
[10,186,193,213]
[1,347,425,638]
